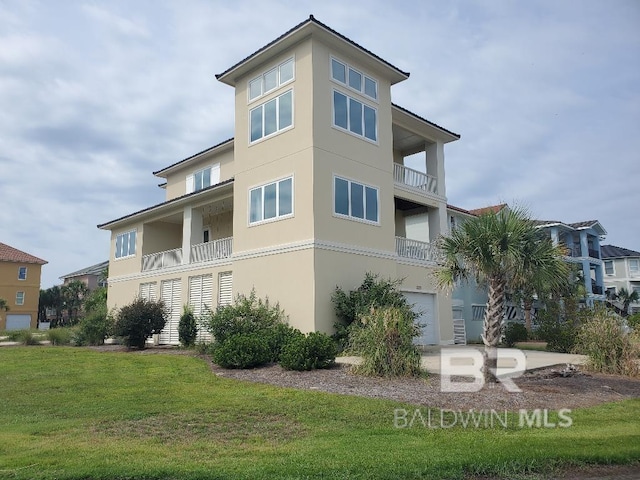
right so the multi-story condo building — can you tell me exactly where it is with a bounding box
[0,242,47,330]
[99,16,460,345]
[601,245,640,314]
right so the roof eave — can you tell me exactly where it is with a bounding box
[391,104,460,143]
[153,138,234,178]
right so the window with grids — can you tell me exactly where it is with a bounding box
[248,58,294,102]
[115,230,136,258]
[332,90,377,142]
[334,177,378,223]
[16,291,25,305]
[249,177,293,224]
[331,57,377,100]
[250,90,293,143]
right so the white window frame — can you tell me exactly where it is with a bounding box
[604,260,615,276]
[115,230,137,259]
[629,259,640,275]
[186,163,220,194]
[249,89,294,144]
[330,56,378,102]
[333,175,380,225]
[248,57,295,103]
[248,176,294,226]
[16,291,25,305]
[331,89,378,143]
[18,266,27,281]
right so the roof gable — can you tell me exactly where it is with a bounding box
[0,243,47,265]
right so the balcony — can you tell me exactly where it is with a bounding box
[396,237,441,263]
[142,248,183,272]
[393,164,437,195]
[142,237,233,272]
[190,237,233,264]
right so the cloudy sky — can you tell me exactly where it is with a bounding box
[1,0,638,288]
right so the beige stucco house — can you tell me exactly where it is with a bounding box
[99,16,460,345]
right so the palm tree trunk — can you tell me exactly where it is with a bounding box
[524,299,533,332]
[482,275,506,383]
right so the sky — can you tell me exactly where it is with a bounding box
[1,0,639,288]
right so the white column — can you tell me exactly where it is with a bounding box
[182,206,203,265]
[426,141,446,197]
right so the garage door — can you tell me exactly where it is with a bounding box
[403,292,438,345]
[6,314,32,331]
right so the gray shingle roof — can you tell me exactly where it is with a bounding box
[601,245,640,259]
[60,260,109,280]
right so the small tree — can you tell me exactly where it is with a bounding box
[615,288,640,317]
[114,298,168,349]
[0,298,9,325]
[178,305,198,347]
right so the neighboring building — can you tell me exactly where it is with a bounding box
[0,243,47,330]
[60,260,109,290]
[601,245,640,314]
[99,16,460,345]
[535,219,607,305]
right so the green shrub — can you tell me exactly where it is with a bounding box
[574,308,640,376]
[178,305,198,347]
[74,306,113,346]
[10,329,41,345]
[46,327,74,346]
[627,313,640,331]
[349,307,422,377]
[212,333,271,369]
[113,298,168,349]
[332,273,417,351]
[205,290,286,345]
[264,323,302,363]
[502,322,528,347]
[280,331,337,371]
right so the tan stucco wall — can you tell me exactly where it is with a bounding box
[141,221,182,255]
[0,261,42,330]
[164,147,234,201]
[204,211,233,241]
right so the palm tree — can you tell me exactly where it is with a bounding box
[0,297,9,323]
[615,287,640,317]
[437,206,567,383]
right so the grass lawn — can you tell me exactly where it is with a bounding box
[0,347,638,479]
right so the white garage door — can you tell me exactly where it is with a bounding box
[6,314,32,330]
[403,292,438,345]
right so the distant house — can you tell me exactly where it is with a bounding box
[601,245,640,314]
[60,260,109,290]
[0,243,47,330]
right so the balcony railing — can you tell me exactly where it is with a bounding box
[566,246,601,260]
[395,237,441,263]
[393,163,437,195]
[142,248,183,272]
[190,237,233,264]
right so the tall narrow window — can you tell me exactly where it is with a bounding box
[249,177,294,224]
[18,266,27,280]
[16,291,25,305]
[604,260,614,275]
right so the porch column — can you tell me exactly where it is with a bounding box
[594,263,604,294]
[582,260,593,297]
[182,206,203,265]
[426,141,446,197]
[579,231,589,258]
[550,227,559,246]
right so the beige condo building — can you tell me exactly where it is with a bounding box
[99,16,460,345]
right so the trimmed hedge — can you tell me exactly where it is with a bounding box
[280,332,337,371]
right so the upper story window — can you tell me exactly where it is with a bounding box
[249,177,293,225]
[115,230,136,259]
[331,58,377,101]
[18,266,27,280]
[186,164,220,194]
[334,176,379,224]
[629,259,639,275]
[250,90,293,143]
[248,57,294,103]
[604,260,614,275]
[333,90,377,142]
[16,291,24,305]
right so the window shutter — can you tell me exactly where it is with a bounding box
[189,274,213,342]
[186,174,195,194]
[218,272,232,306]
[160,279,181,344]
[211,163,221,186]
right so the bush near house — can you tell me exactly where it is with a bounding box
[113,298,168,349]
[502,322,528,348]
[212,333,271,369]
[349,306,422,377]
[46,327,75,345]
[74,305,113,346]
[332,273,417,351]
[574,307,640,377]
[178,305,198,347]
[280,331,337,371]
[627,313,640,331]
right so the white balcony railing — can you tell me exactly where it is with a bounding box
[142,247,183,272]
[393,163,437,195]
[395,237,441,263]
[190,237,233,264]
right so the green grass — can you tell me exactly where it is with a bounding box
[0,347,638,479]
